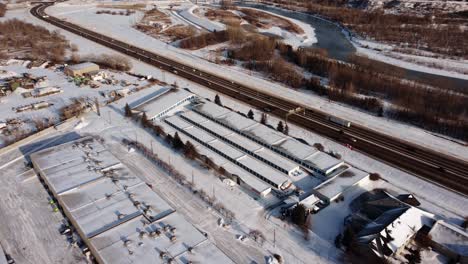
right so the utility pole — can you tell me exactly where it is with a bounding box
[192,171,194,186]
[273,229,276,248]
[150,140,153,155]
[108,111,111,125]
[94,97,100,116]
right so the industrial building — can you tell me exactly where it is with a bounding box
[64,62,100,77]
[314,166,369,202]
[30,137,232,264]
[191,101,344,177]
[131,88,195,120]
[427,221,468,263]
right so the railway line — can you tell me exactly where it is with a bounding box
[31,3,468,195]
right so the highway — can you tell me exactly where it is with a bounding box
[31,3,468,195]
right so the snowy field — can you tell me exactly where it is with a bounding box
[353,39,468,80]
[0,61,156,147]
[3,3,462,161]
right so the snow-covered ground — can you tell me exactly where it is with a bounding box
[12,2,463,162]
[178,4,225,32]
[255,3,468,80]
[353,39,468,80]
[241,7,317,48]
[0,61,156,147]
[1,5,467,262]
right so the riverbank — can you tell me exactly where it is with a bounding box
[241,2,468,89]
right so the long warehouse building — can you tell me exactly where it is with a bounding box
[30,137,233,264]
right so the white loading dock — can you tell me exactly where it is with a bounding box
[314,166,369,202]
[88,214,208,264]
[132,88,195,120]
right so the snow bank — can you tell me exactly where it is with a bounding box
[242,7,317,48]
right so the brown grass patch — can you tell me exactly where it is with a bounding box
[205,9,242,26]
[97,3,146,11]
[161,25,197,42]
[141,8,171,24]
[0,19,70,62]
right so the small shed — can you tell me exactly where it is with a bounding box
[64,62,100,77]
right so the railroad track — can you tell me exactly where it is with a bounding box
[31,3,468,195]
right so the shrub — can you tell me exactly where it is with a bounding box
[369,173,381,181]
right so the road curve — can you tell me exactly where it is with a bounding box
[30,3,468,195]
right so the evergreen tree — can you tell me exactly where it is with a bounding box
[165,134,173,145]
[277,121,284,133]
[141,112,149,128]
[183,141,198,159]
[172,132,184,150]
[291,203,307,226]
[214,94,222,106]
[260,113,267,125]
[247,109,254,119]
[124,103,132,117]
[284,123,289,135]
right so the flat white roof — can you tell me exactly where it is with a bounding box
[315,166,368,199]
[237,156,290,187]
[304,152,344,173]
[301,194,320,208]
[69,189,142,238]
[90,214,207,263]
[66,62,99,71]
[135,88,194,119]
[216,112,258,131]
[373,207,432,254]
[198,120,235,138]
[429,221,468,256]
[243,124,286,145]
[226,133,263,153]
[179,110,210,126]
[184,126,217,144]
[195,146,231,167]
[164,115,194,130]
[255,148,299,173]
[193,101,231,118]
[208,140,246,160]
[176,241,235,264]
[273,138,318,160]
[130,87,171,109]
[222,162,271,194]
[31,137,231,263]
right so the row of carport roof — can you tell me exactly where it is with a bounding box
[190,102,344,177]
[164,115,293,190]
